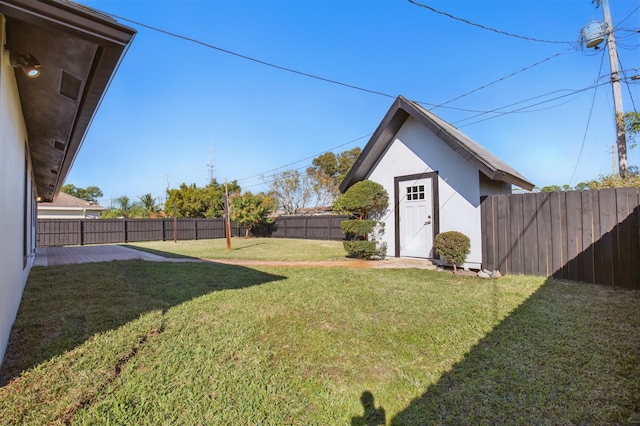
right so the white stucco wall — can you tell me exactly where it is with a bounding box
[367,117,486,268]
[38,208,102,219]
[0,30,36,365]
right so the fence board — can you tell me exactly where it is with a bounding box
[480,196,496,271]
[535,192,552,277]
[597,189,616,286]
[522,192,538,276]
[507,194,522,275]
[564,191,583,282]
[549,192,565,278]
[615,187,638,287]
[496,194,509,274]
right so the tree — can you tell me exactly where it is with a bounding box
[138,193,161,217]
[61,184,103,203]
[165,179,240,218]
[334,180,389,259]
[540,185,562,193]
[622,111,639,149]
[268,170,313,215]
[100,195,144,218]
[231,192,276,238]
[306,147,361,206]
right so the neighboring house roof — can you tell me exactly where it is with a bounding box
[37,192,105,212]
[340,95,535,192]
[0,0,136,201]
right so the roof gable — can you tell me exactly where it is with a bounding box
[340,96,534,192]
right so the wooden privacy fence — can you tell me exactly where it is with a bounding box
[37,215,349,248]
[481,188,639,289]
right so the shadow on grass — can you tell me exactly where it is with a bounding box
[0,260,285,387]
[121,244,197,259]
[388,278,640,425]
[230,241,268,251]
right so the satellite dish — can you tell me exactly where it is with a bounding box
[581,21,606,49]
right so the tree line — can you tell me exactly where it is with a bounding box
[60,148,361,236]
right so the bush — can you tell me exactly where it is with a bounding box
[343,241,387,260]
[434,231,470,272]
[335,180,389,260]
[341,219,376,236]
[334,180,388,220]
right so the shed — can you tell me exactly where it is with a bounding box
[340,96,534,269]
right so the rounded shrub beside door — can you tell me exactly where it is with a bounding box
[434,231,470,272]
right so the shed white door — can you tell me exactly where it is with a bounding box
[400,178,433,258]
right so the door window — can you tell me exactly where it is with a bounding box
[406,185,425,201]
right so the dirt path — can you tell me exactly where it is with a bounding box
[203,258,437,269]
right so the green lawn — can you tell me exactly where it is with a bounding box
[1,260,638,424]
[125,237,348,261]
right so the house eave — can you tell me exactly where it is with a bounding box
[0,0,135,202]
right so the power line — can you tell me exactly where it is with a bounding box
[451,81,610,128]
[406,0,576,45]
[570,52,606,185]
[429,48,576,111]
[614,5,640,28]
[107,13,401,101]
[105,12,573,116]
[235,133,371,185]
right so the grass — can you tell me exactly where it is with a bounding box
[0,259,638,424]
[124,237,348,261]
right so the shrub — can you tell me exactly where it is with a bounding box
[341,219,376,236]
[334,180,388,220]
[434,231,470,272]
[343,241,387,260]
[335,180,389,259]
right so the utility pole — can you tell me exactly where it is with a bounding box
[599,0,628,176]
[224,179,232,250]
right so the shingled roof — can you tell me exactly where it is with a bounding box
[38,192,105,211]
[340,96,534,192]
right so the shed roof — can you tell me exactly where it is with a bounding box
[0,0,136,201]
[340,96,535,192]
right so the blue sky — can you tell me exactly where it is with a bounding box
[68,0,639,207]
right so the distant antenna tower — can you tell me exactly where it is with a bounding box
[207,147,216,182]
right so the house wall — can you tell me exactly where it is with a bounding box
[366,117,485,267]
[0,25,36,364]
[38,208,102,219]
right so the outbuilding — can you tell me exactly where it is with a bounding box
[340,95,534,269]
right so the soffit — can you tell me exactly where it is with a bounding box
[1,0,135,201]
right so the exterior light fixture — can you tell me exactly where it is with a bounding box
[3,49,41,78]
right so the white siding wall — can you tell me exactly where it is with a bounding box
[0,30,35,364]
[367,117,484,267]
[38,208,101,219]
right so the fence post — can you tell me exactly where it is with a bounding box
[123,219,128,243]
[194,219,198,240]
[78,220,83,246]
[161,219,165,241]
